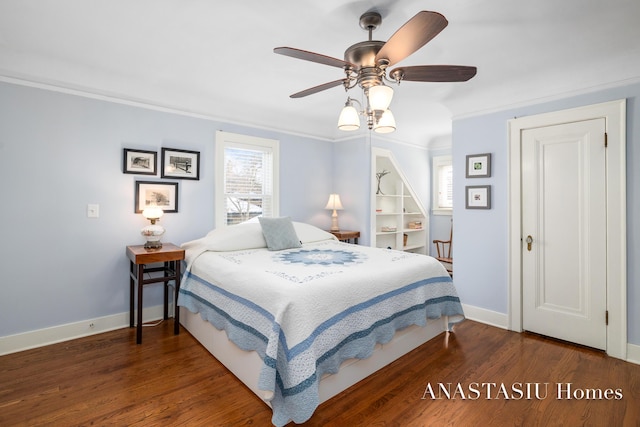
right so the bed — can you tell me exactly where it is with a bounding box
[177,218,464,426]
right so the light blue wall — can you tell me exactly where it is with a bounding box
[4,78,637,349]
[332,138,372,245]
[0,82,335,338]
[452,82,640,345]
[0,81,434,341]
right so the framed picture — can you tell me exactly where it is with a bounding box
[123,149,157,175]
[466,185,491,209]
[134,181,179,213]
[466,153,491,178]
[161,148,200,180]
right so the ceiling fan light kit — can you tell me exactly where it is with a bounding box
[274,10,477,134]
[337,99,361,131]
[374,108,396,134]
[337,90,396,133]
[368,84,394,111]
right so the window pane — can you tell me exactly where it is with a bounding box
[224,196,265,225]
[223,147,273,225]
[216,132,279,228]
[432,155,453,213]
[438,164,453,208]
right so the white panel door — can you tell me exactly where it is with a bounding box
[521,118,607,350]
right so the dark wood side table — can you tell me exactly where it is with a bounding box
[126,243,185,344]
[328,230,360,244]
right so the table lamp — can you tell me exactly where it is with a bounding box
[325,194,344,232]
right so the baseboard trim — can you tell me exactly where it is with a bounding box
[461,303,509,329]
[3,303,638,366]
[627,343,640,365]
[0,304,170,356]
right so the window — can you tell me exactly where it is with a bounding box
[215,131,279,227]
[432,155,453,215]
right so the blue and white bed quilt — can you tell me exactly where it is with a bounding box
[178,222,464,426]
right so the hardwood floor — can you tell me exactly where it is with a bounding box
[1,320,639,426]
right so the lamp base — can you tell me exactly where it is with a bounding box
[144,240,163,249]
[330,210,340,232]
[141,223,165,250]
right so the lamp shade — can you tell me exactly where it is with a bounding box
[373,109,396,134]
[142,206,164,220]
[368,85,394,111]
[338,105,360,131]
[324,194,344,210]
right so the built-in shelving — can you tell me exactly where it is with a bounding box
[371,148,428,254]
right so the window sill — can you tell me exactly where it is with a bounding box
[432,209,453,216]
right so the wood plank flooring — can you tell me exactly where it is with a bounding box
[1,320,639,426]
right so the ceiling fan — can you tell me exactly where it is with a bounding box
[274,10,477,133]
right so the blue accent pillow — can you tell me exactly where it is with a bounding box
[258,217,302,251]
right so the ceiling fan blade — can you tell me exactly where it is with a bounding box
[389,65,477,82]
[274,47,354,69]
[290,79,348,98]
[375,11,448,66]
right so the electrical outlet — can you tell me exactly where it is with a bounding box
[87,204,99,218]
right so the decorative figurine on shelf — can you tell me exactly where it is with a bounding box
[376,169,390,195]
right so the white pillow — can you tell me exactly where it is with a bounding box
[187,220,336,253]
[201,223,267,251]
[293,222,338,243]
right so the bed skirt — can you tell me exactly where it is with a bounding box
[180,307,447,418]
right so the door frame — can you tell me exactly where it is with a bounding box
[507,99,627,359]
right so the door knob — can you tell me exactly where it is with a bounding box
[526,235,533,251]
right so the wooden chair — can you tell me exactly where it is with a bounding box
[433,222,453,277]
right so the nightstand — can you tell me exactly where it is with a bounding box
[328,230,360,244]
[126,243,185,344]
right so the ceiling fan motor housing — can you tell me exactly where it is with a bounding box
[345,12,388,89]
[344,41,386,88]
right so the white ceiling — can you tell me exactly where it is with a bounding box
[1,0,640,147]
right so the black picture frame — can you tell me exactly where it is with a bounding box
[134,181,179,213]
[465,185,491,209]
[465,153,491,178]
[161,148,200,180]
[123,149,157,175]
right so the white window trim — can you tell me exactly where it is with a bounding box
[215,131,279,228]
[432,154,453,216]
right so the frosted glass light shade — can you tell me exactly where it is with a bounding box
[338,105,360,131]
[142,206,164,221]
[368,85,394,111]
[374,109,396,134]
